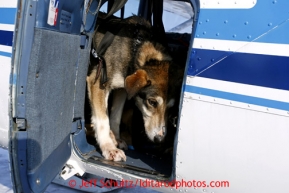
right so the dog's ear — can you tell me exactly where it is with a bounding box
[125,69,151,99]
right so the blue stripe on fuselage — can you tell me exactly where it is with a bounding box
[0,8,17,24]
[185,85,289,111]
[0,30,13,46]
[0,51,12,57]
[187,49,289,91]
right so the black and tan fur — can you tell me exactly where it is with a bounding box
[86,15,174,161]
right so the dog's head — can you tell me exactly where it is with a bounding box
[124,60,175,143]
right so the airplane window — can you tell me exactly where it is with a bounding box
[163,0,194,33]
[99,0,140,18]
[99,0,193,34]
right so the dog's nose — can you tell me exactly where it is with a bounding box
[154,134,164,143]
[154,127,166,143]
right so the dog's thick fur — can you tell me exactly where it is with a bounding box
[86,15,174,161]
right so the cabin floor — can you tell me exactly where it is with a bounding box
[73,125,173,178]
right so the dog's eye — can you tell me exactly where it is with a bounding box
[148,98,158,107]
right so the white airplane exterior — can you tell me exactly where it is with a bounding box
[0,0,289,192]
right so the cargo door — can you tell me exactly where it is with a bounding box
[9,0,99,192]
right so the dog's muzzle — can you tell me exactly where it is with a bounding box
[154,126,166,143]
[154,135,165,143]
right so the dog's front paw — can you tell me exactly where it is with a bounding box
[102,148,126,162]
[116,139,128,150]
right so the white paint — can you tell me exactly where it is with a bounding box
[186,76,289,103]
[0,56,12,148]
[200,0,257,9]
[0,24,15,31]
[185,91,289,117]
[185,76,289,116]
[177,98,289,192]
[0,0,17,8]
[0,45,12,54]
[193,38,289,57]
